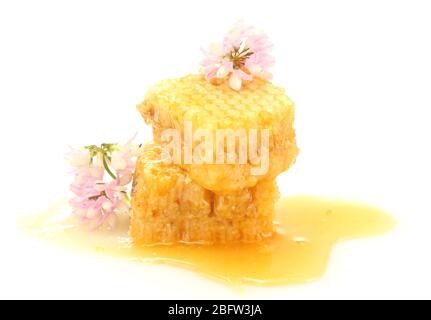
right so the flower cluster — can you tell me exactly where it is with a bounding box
[65,140,142,229]
[200,22,275,91]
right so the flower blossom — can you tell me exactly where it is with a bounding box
[66,140,142,229]
[200,22,274,90]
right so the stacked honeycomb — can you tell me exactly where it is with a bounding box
[131,74,298,244]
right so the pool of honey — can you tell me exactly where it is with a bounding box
[19,196,395,286]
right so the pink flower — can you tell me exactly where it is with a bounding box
[200,22,274,90]
[70,178,128,229]
[66,138,142,229]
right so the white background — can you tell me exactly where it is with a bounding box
[1,0,430,299]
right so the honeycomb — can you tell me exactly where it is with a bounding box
[130,143,279,244]
[137,74,298,192]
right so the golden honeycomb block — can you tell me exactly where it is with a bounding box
[130,143,279,244]
[137,74,298,193]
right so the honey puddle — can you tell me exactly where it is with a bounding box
[19,196,395,286]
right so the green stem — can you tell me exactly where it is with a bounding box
[102,155,117,180]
